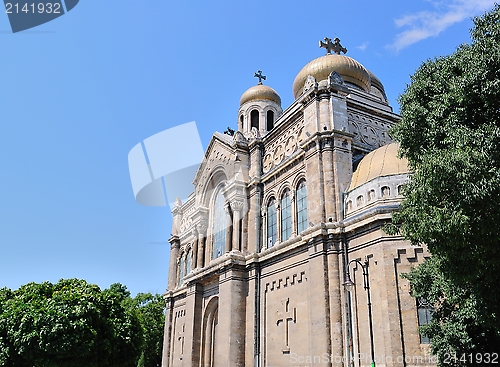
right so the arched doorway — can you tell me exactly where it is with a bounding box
[201,297,219,367]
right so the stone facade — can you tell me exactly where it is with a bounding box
[162,48,436,367]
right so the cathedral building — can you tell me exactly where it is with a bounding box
[161,38,435,367]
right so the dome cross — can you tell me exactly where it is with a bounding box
[254,70,266,85]
[319,37,347,55]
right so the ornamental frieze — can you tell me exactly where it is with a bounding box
[263,122,305,173]
[348,112,392,148]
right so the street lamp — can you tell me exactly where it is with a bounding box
[344,258,375,367]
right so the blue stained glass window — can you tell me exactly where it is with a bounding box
[178,255,185,287]
[267,198,277,248]
[281,189,292,241]
[296,180,307,234]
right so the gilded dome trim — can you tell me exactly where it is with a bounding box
[240,84,281,106]
[293,54,372,99]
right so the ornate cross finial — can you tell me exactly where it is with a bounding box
[319,37,347,55]
[254,70,266,85]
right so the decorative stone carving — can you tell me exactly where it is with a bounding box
[348,112,394,148]
[303,75,317,93]
[196,220,208,234]
[263,153,273,172]
[233,131,248,145]
[329,70,344,86]
[180,216,193,233]
[230,199,244,212]
[263,120,305,173]
[276,298,296,353]
[251,127,261,139]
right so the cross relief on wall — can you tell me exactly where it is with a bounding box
[276,297,297,354]
[177,323,185,360]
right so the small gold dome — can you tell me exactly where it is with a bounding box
[293,54,371,99]
[349,143,409,191]
[240,84,281,106]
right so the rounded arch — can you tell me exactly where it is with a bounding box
[201,296,219,367]
[292,174,307,190]
[250,109,259,130]
[200,168,228,209]
[277,183,292,200]
[263,191,277,208]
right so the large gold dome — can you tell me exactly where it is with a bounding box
[292,54,371,99]
[349,143,409,191]
[240,84,281,106]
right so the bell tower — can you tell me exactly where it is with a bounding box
[237,70,282,137]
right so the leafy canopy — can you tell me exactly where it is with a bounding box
[389,4,500,363]
[0,279,142,367]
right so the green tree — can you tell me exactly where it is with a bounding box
[389,4,500,364]
[105,284,165,367]
[0,279,142,367]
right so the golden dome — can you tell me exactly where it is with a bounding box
[293,54,371,98]
[240,84,281,106]
[349,143,409,191]
[367,69,385,93]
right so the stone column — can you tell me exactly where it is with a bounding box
[225,203,233,253]
[230,199,244,252]
[290,193,297,236]
[192,228,199,269]
[183,283,203,366]
[168,236,180,291]
[319,95,332,130]
[161,296,174,367]
[247,141,262,254]
[217,266,247,367]
[322,138,336,220]
[196,221,207,268]
[327,244,344,367]
[307,239,332,364]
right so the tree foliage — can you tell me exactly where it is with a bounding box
[0,279,142,367]
[106,284,165,367]
[389,4,500,364]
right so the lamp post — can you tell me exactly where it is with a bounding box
[344,258,375,367]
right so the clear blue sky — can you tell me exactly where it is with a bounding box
[0,0,496,296]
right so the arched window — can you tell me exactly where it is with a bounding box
[266,110,274,131]
[239,114,244,130]
[397,185,404,196]
[296,180,307,234]
[356,195,364,206]
[212,189,226,259]
[267,198,277,248]
[178,255,185,287]
[281,189,292,241]
[251,109,259,130]
[417,298,433,344]
[381,186,391,198]
[186,249,192,275]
